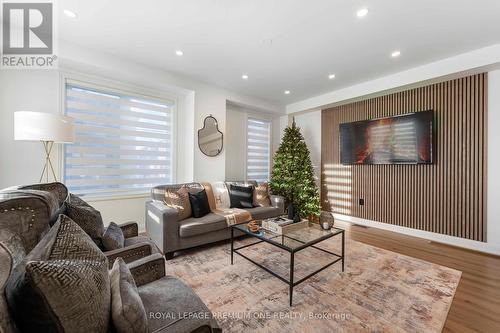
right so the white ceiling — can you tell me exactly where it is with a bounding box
[59,0,500,105]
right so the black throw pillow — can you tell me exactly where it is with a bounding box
[188,190,211,218]
[229,184,254,208]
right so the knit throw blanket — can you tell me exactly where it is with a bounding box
[202,182,252,226]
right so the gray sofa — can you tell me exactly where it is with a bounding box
[146,182,285,259]
[0,189,221,333]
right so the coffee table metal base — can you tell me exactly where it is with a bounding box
[230,227,345,306]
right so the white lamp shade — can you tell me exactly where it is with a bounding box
[14,111,75,143]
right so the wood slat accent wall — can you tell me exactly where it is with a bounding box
[321,73,487,241]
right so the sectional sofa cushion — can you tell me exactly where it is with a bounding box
[65,197,105,240]
[110,257,147,333]
[244,206,282,221]
[253,182,271,207]
[188,190,211,218]
[228,184,254,208]
[178,213,228,238]
[164,187,192,221]
[5,215,110,333]
[102,222,125,251]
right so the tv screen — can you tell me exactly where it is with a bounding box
[340,110,434,165]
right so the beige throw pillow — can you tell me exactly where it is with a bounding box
[211,181,231,209]
[253,183,271,207]
[164,187,192,220]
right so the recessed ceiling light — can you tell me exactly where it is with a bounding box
[356,8,368,18]
[391,50,401,57]
[328,74,336,80]
[63,9,77,18]
[175,50,184,56]
[284,90,291,95]
[242,74,249,80]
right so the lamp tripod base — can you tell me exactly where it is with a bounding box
[39,141,58,183]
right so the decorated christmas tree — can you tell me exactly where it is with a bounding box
[270,119,321,219]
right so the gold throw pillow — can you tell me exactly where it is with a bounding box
[253,183,271,207]
[164,187,192,220]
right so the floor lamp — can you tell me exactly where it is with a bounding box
[14,111,75,183]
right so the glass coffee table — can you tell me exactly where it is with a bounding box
[231,221,345,306]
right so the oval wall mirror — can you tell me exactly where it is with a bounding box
[198,115,223,157]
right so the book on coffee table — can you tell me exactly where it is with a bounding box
[262,216,307,234]
[269,216,294,225]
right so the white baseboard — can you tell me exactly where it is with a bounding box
[333,213,500,256]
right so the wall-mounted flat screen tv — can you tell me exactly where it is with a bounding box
[340,110,434,165]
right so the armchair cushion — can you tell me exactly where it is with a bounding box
[105,242,154,269]
[123,236,160,252]
[19,182,68,207]
[65,200,105,240]
[127,253,166,287]
[138,276,221,333]
[5,215,110,333]
[1,230,24,333]
[102,222,125,251]
[119,221,139,238]
[110,258,148,333]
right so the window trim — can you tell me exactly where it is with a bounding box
[245,114,273,183]
[60,73,178,200]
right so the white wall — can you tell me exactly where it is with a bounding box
[287,71,500,255]
[287,43,500,114]
[225,103,282,181]
[0,41,284,229]
[225,104,248,180]
[0,71,61,186]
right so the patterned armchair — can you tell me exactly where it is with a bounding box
[126,254,222,332]
[0,194,220,333]
[6,182,159,268]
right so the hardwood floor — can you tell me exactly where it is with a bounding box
[335,220,500,333]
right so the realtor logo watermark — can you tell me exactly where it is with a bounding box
[1,0,58,69]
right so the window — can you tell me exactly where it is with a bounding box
[64,81,175,198]
[246,117,271,182]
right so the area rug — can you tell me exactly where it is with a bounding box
[166,236,461,333]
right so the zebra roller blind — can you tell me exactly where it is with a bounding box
[64,81,175,198]
[246,117,271,182]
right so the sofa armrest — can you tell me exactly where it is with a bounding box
[117,221,139,238]
[127,253,166,287]
[270,195,285,214]
[105,242,152,269]
[145,201,179,255]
